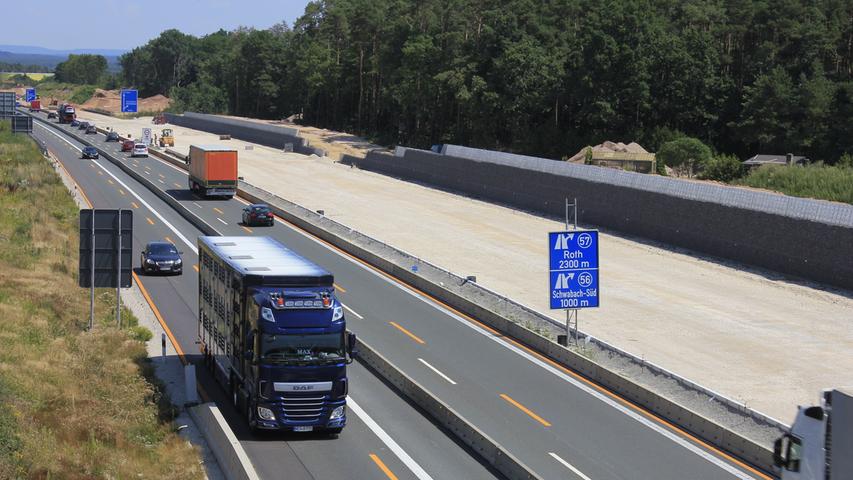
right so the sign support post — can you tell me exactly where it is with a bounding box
[89,209,96,331]
[116,210,122,328]
[549,198,599,347]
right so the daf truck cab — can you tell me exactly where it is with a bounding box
[774,388,853,479]
[198,236,356,435]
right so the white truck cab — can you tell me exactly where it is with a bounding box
[774,388,853,480]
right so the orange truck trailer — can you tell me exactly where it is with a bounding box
[187,145,238,198]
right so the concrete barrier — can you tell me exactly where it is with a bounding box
[357,339,542,480]
[31,111,780,474]
[235,181,781,474]
[189,403,260,480]
[32,115,220,237]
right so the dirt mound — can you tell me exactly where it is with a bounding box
[81,89,171,113]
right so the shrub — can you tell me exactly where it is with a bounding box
[657,137,712,177]
[699,154,746,182]
[735,163,853,205]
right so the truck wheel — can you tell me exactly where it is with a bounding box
[246,403,259,434]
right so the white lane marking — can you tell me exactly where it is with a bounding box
[549,452,593,480]
[35,123,199,255]
[268,189,757,479]
[417,358,457,385]
[348,398,434,480]
[192,202,203,209]
[343,304,363,319]
[145,171,151,175]
[217,218,228,225]
[158,179,165,184]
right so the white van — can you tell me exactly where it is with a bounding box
[131,143,148,157]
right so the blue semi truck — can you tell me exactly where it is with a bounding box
[198,236,356,434]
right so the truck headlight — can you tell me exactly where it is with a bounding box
[145,259,155,264]
[332,306,343,322]
[329,405,345,420]
[175,258,182,264]
[257,406,275,421]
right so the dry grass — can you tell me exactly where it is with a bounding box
[0,122,203,479]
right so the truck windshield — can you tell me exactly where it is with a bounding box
[260,333,344,365]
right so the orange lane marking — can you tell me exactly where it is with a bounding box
[241,226,252,234]
[174,182,181,188]
[192,264,199,272]
[131,202,140,209]
[369,454,398,480]
[158,173,165,178]
[50,150,92,208]
[146,217,155,225]
[132,271,186,364]
[500,393,551,427]
[107,179,114,185]
[165,236,174,244]
[389,321,425,345]
[334,283,347,293]
[118,189,126,196]
[265,204,771,478]
[213,207,224,214]
[97,170,103,175]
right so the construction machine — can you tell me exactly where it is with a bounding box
[159,128,175,147]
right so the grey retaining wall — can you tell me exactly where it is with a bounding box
[344,147,853,291]
[164,112,326,156]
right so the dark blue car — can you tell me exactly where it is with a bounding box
[141,241,183,275]
[81,146,99,159]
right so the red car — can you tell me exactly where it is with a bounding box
[121,139,134,152]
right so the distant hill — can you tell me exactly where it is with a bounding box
[0,47,123,73]
[0,45,127,57]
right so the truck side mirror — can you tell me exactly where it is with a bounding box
[346,332,358,364]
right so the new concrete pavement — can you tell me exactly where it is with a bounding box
[32,113,771,480]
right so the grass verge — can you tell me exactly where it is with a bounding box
[0,121,203,479]
[735,163,853,205]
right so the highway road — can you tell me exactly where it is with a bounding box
[31,120,498,480]
[32,112,772,480]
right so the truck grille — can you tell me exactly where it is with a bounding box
[280,394,327,420]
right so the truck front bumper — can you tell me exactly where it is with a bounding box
[254,399,347,432]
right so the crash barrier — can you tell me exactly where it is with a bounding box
[236,180,783,474]
[342,146,853,291]
[164,112,327,157]
[143,140,783,473]
[358,340,542,480]
[30,113,219,237]
[30,112,781,473]
[189,403,260,480]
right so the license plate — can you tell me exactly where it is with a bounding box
[293,426,313,432]
[160,266,171,271]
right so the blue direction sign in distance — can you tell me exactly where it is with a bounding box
[120,89,138,113]
[549,230,599,309]
[25,88,36,102]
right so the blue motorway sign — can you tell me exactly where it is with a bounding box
[120,89,138,113]
[549,230,599,309]
[25,88,36,102]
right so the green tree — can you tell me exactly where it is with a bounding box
[657,137,712,177]
[54,54,107,84]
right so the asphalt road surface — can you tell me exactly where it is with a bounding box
[31,113,771,480]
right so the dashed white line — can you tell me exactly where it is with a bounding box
[217,218,228,225]
[343,304,363,319]
[347,398,434,480]
[418,358,457,385]
[192,202,203,209]
[548,452,592,480]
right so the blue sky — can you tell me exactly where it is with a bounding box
[2,0,310,51]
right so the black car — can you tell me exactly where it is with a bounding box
[242,204,274,226]
[141,242,183,275]
[47,112,57,119]
[85,124,97,134]
[78,121,89,130]
[81,146,99,159]
[105,131,120,142]
[70,119,80,127]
